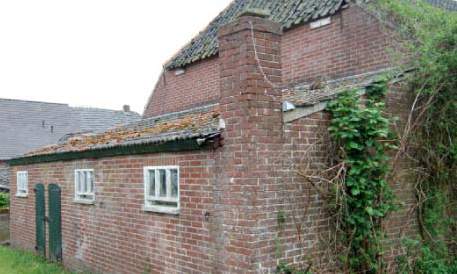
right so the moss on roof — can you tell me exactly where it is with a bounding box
[165,0,346,69]
[18,110,221,160]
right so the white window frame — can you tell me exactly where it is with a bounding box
[16,171,28,197]
[143,166,180,215]
[74,169,95,204]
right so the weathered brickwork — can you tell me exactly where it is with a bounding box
[144,58,220,117]
[282,5,392,85]
[144,5,392,117]
[260,88,419,273]
[0,161,9,188]
[10,151,219,274]
[10,4,419,274]
[215,14,283,273]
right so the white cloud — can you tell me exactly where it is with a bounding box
[0,0,232,114]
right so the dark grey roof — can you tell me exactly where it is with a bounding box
[165,0,346,69]
[426,0,457,11]
[0,98,141,160]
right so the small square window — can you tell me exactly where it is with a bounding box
[16,171,28,197]
[143,166,179,214]
[74,169,95,204]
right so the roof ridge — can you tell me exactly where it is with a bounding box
[165,0,346,69]
[163,0,244,68]
[0,97,68,106]
[70,106,135,113]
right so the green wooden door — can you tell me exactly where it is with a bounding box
[34,184,46,257]
[48,184,62,262]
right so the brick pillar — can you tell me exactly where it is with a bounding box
[212,10,282,273]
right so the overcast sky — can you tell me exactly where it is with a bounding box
[0,0,232,114]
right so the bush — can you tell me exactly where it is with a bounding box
[0,193,9,209]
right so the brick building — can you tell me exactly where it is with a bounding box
[8,0,433,273]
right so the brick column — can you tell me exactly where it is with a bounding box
[212,10,283,273]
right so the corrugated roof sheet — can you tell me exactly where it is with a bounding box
[0,99,141,160]
[165,0,346,69]
[283,69,393,107]
[23,108,221,158]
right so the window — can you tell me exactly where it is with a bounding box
[74,169,95,203]
[143,166,179,214]
[16,171,28,197]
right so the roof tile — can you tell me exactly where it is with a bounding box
[24,109,221,158]
[166,0,346,69]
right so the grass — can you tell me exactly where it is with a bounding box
[0,246,76,274]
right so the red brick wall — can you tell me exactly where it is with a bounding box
[9,5,419,274]
[282,5,392,85]
[10,151,219,274]
[144,5,392,117]
[143,58,220,118]
[256,88,419,272]
[9,89,419,274]
[215,13,283,273]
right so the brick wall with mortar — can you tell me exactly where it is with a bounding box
[9,4,419,274]
[10,151,221,274]
[144,5,392,117]
[9,90,419,274]
[143,58,220,117]
[281,5,392,86]
[256,86,419,273]
[214,12,283,273]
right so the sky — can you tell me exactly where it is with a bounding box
[0,0,232,114]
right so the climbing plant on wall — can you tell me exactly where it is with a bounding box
[373,0,457,273]
[326,79,397,273]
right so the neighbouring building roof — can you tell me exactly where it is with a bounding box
[9,107,221,165]
[0,98,141,161]
[165,0,347,69]
[426,0,457,11]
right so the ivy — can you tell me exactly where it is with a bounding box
[326,79,396,273]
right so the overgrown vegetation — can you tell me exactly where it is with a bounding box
[373,0,457,273]
[0,193,9,209]
[277,1,456,273]
[0,246,85,274]
[325,79,397,273]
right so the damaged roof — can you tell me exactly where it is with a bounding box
[10,107,221,165]
[165,0,346,69]
[0,98,140,160]
[282,69,394,108]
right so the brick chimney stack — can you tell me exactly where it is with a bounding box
[213,9,283,273]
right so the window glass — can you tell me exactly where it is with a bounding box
[144,166,179,212]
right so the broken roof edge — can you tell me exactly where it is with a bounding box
[283,67,411,122]
[8,131,221,166]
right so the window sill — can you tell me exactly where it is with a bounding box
[16,193,28,198]
[73,199,95,205]
[142,205,179,215]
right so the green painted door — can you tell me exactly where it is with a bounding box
[48,184,62,262]
[34,184,46,257]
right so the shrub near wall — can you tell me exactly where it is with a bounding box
[0,193,9,243]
